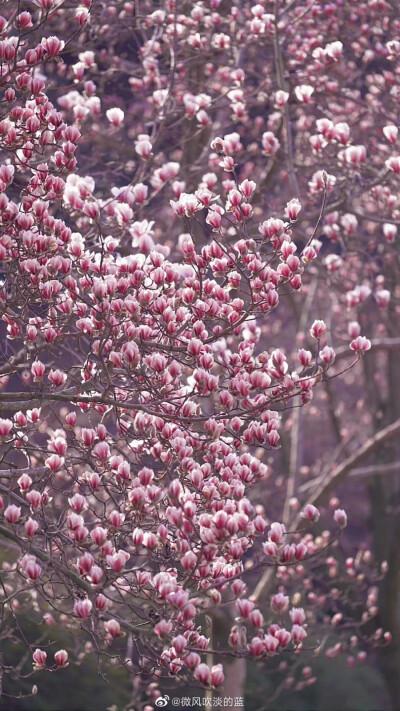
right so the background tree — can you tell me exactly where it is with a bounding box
[0,1,399,710]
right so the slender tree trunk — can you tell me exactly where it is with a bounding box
[363,289,400,710]
[220,656,246,710]
[209,603,246,710]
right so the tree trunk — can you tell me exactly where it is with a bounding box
[363,289,400,710]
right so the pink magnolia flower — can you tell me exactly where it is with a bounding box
[18,473,32,491]
[301,504,320,523]
[26,490,42,508]
[383,223,397,242]
[261,131,280,155]
[185,652,201,669]
[78,553,94,575]
[106,549,130,572]
[309,170,336,193]
[194,663,211,685]
[291,624,307,644]
[68,493,86,512]
[236,598,255,618]
[348,321,361,338]
[298,349,312,367]
[92,441,110,461]
[41,36,65,57]
[210,664,224,687]
[295,543,308,561]
[48,369,67,387]
[74,598,93,619]
[249,636,265,656]
[268,522,286,544]
[4,504,21,523]
[310,320,326,338]
[154,620,172,638]
[54,649,69,667]
[90,526,108,545]
[264,634,280,654]
[320,346,335,364]
[375,290,390,308]
[285,198,301,221]
[274,90,289,107]
[281,544,296,562]
[32,649,47,668]
[349,336,371,354]
[26,561,42,580]
[290,607,306,625]
[35,0,54,10]
[385,156,400,174]
[263,541,278,557]
[334,508,348,528]
[342,145,366,168]
[135,135,152,159]
[109,510,125,527]
[326,40,343,60]
[383,125,398,144]
[294,85,314,103]
[104,619,122,637]
[75,7,89,24]
[88,566,103,584]
[16,12,33,28]
[0,418,13,437]
[95,594,108,611]
[271,593,289,614]
[275,628,291,647]
[80,428,96,446]
[25,518,39,537]
[249,609,265,629]
[172,635,187,654]
[45,454,64,471]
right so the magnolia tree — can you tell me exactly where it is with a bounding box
[0,0,399,709]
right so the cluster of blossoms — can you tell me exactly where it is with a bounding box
[0,0,398,708]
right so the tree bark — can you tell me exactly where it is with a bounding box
[363,288,400,711]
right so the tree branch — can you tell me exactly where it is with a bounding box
[252,418,400,601]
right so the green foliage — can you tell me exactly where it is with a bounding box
[0,622,131,711]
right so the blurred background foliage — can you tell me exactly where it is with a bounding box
[0,623,391,711]
[0,613,131,711]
